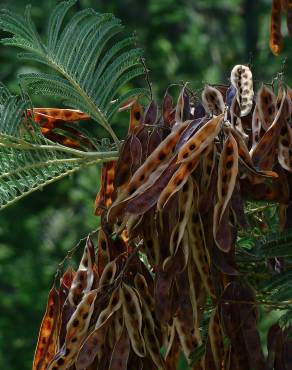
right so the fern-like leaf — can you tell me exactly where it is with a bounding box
[0,84,118,210]
[0,0,148,146]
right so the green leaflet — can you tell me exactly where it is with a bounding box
[0,0,148,145]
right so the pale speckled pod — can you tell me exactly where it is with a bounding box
[230,65,254,117]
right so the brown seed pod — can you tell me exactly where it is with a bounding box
[121,283,146,357]
[252,90,287,170]
[187,206,214,297]
[95,287,122,329]
[48,290,97,369]
[287,1,292,36]
[230,65,254,117]
[95,160,116,215]
[157,156,199,211]
[33,288,60,370]
[108,120,191,221]
[68,237,95,306]
[202,85,225,116]
[257,84,277,131]
[169,178,194,257]
[98,260,117,292]
[108,326,131,370]
[177,114,224,163]
[134,273,155,311]
[174,317,200,364]
[208,309,225,370]
[270,0,283,55]
[217,133,239,221]
[278,123,292,171]
[97,229,110,277]
[129,101,143,133]
[75,316,110,369]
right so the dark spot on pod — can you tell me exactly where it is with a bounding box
[222,174,228,183]
[183,152,188,159]
[158,152,167,161]
[71,337,77,343]
[192,213,199,224]
[129,186,137,195]
[83,313,89,320]
[226,146,233,156]
[173,230,179,243]
[83,258,88,267]
[147,239,154,249]
[72,319,79,327]
[189,144,196,151]
[187,162,194,171]
[225,160,233,169]
[57,358,65,365]
[281,126,288,135]
[222,188,227,197]
[176,179,183,186]
[140,174,145,181]
[106,270,113,280]
[179,212,185,221]
[135,111,141,120]
[111,295,119,306]
[282,139,289,147]
[124,292,131,301]
[101,240,107,250]
[65,348,70,356]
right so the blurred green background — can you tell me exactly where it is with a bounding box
[0,0,291,369]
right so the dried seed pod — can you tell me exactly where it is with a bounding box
[250,105,262,153]
[95,161,116,215]
[175,86,190,123]
[270,0,283,55]
[121,283,146,357]
[217,133,239,221]
[174,317,200,364]
[75,317,109,369]
[68,237,95,306]
[169,178,194,256]
[287,1,292,36]
[162,92,174,126]
[230,65,254,117]
[114,134,142,188]
[208,309,225,370]
[187,206,214,297]
[129,101,143,132]
[48,290,97,369]
[252,91,287,170]
[33,288,59,370]
[97,229,110,277]
[202,85,225,116]
[134,273,154,311]
[108,120,191,221]
[157,157,199,210]
[200,143,216,192]
[27,108,90,124]
[109,326,131,370]
[278,123,292,171]
[98,260,117,292]
[96,288,122,329]
[257,84,277,130]
[143,100,158,125]
[177,114,224,163]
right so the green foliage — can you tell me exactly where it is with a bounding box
[0,83,117,210]
[0,0,147,143]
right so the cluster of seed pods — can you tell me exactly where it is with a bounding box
[269,0,292,55]
[33,65,292,370]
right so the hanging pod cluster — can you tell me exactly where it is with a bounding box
[34,65,292,370]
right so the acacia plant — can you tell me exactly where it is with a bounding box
[0,1,292,369]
